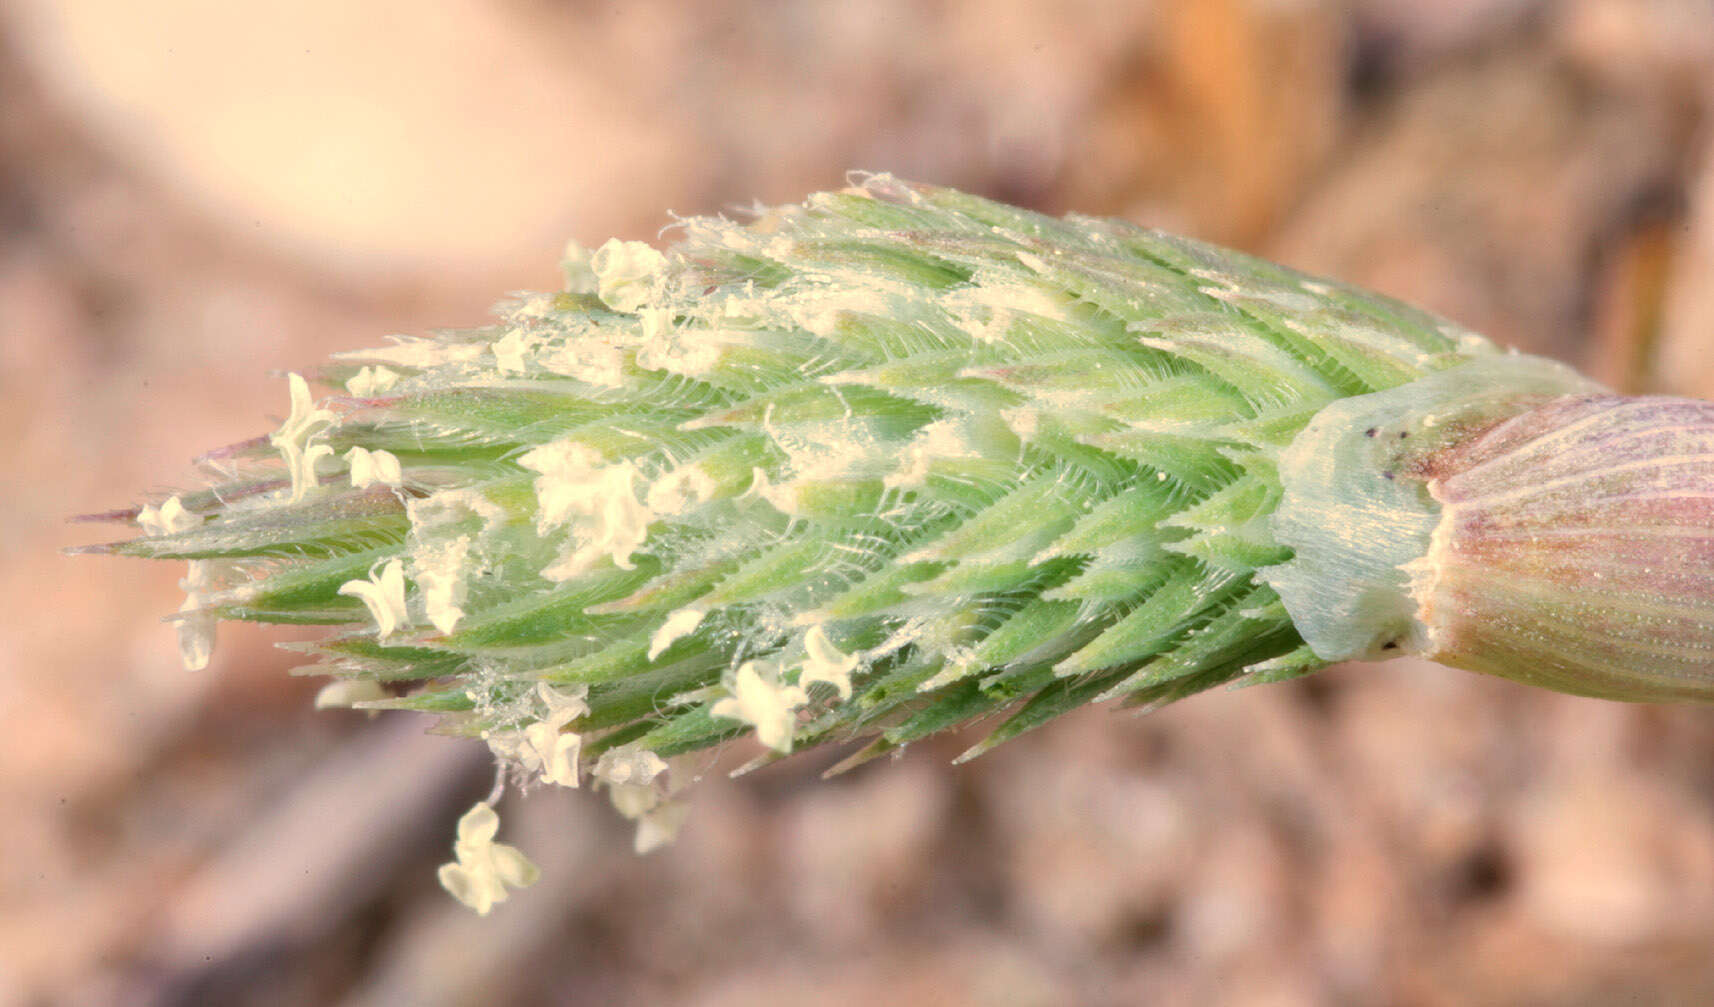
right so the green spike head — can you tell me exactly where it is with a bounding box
[89,175,1714,908]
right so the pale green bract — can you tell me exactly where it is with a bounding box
[95,174,1714,901]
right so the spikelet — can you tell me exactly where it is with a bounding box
[84,175,1714,902]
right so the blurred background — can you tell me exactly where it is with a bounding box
[10,0,1714,1004]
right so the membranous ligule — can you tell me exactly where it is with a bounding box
[107,174,1714,796]
[1264,355,1600,662]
